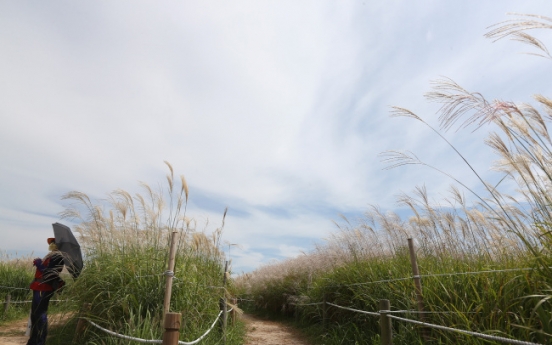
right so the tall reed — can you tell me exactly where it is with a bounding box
[59,162,242,345]
[237,14,552,344]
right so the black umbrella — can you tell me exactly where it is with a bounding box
[52,222,83,279]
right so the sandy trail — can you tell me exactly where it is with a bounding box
[242,314,312,345]
[0,316,27,345]
[1,313,311,345]
[0,313,71,345]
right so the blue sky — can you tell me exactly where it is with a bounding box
[1,1,552,274]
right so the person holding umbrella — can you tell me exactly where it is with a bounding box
[27,237,65,345]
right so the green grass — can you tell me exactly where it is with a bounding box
[241,249,548,344]
[0,253,34,324]
[2,163,244,345]
[52,163,244,344]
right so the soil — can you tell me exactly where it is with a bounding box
[0,313,311,345]
[242,314,312,345]
[0,316,27,345]
[0,313,71,345]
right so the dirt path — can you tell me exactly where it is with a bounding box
[0,313,71,345]
[242,314,312,345]
[0,316,28,345]
[1,313,311,345]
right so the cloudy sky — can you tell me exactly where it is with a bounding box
[1,1,552,274]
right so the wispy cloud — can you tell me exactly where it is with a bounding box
[1,1,552,272]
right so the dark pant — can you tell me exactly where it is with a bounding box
[27,290,53,345]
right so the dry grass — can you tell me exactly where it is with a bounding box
[55,164,241,345]
[236,13,552,344]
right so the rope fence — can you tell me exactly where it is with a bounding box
[326,302,380,317]
[7,299,67,304]
[178,311,223,345]
[2,288,231,344]
[386,309,481,314]
[290,302,325,306]
[86,319,164,344]
[75,259,235,345]
[283,239,547,343]
[296,301,482,316]
[334,276,412,287]
[292,300,543,345]
[83,309,224,345]
[418,267,539,279]
[0,285,28,290]
[387,314,541,345]
[1,241,236,345]
[326,266,544,288]
[134,271,229,291]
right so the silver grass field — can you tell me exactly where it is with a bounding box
[236,14,552,345]
[1,162,245,345]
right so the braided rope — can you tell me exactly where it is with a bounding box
[387,314,542,345]
[178,311,223,345]
[326,266,544,288]
[419,267,536,279]
[326,302,379,317]
[86,319,163,344]
[8,299,68,304]
[290,302,325,306]
[336,277,412,287]
[135,271,179,280]
[386,310,480,314]
[0,285,28,290]
[84,310,223,345]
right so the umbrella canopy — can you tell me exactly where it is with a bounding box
[52,222,83,279]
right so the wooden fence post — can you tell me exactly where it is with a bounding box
[219,298,227,345]
[162,312,182,345]
[223,260,229,286]
[3,294,10,314]
[407,238,430,341]
[162,231,178,323]
[230,298,237,326]
[73,303,91,343]
[380,299,392,345]
[220,260,229,344]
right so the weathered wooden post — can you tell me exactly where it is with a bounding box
[230,298,237,326]
[223,260,229,286]
[407,238,429,341]
[162,312,182,345]
[162,231,178,323]
[379,299,392,345]
[221,260,229,344]
[3,294,10,314]
[219,298,227,345]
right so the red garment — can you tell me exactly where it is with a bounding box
[30,251,64,292]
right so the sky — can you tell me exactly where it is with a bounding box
[1,1,552,274]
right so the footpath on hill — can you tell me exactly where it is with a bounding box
[242,314,312,345]
[0,312,73,345]
[0,313,312,345]
[0,316,27,345]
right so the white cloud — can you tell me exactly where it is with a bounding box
[278,244,307,258]
[1,1,552,273]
